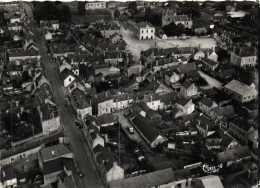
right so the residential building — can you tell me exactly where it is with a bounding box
[201,58,219,71]
[131,114,167,148]
[180,81,198,98]
[193,175,224,188]
[97,22,120,38]
[112,93,134,111]
[109,168,192,188]
[162,8,192,28]
[198,97,218,116]
[85,2,106,10]
[95,113,116,127]
[196,114,217,138]
[60,68,76,88]
[230,46,257,68]
[38,144,73,186]
[38,103,60,135]
[228,118,254,142]
[223,79,258,103]
[165,70,180,85]
[71,88,92,119]
[134,22,155,40]
[95,90,113,116]
[174,98,195,118]
[217,146,251,168]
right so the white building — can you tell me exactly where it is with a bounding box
[85,2,106,10]
[134,22,155,40]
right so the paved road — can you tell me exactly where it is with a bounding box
[198,70,223,90]
[21,2,104,188]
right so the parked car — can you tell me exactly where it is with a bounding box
[128,125,134,134]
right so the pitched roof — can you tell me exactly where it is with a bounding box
[211,105,235,117]
[224,79,258,96]
[196,175,224,188]
[40,103,59,121]
[96,90,112,104]
[202,57,218,66]
[217,146,251,163]
[96,113,115,126]
[132,114,161,143]
[39,144,71,162]
[177,62,197,73]
[97,149,118,171]
[199,97,216,108]
[234,46,257,57]
[109,168,175,188]
[181,80,193,89]
[136,21,154,28]
[60,68,75,81]
[71,88,91,109]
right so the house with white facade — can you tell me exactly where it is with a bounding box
[134,22,155,40]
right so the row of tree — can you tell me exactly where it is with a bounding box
[32,2,71,23]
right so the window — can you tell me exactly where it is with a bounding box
[147,30,148,33]
[186,181,189,187]
[151,30,153,33]
[11,158,14,162]
[69,78,71,82]
[142,30,144,33]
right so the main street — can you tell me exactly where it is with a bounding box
[20,2,104,188]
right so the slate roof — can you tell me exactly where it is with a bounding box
[60,68,75,81]
[199,97,215,108]
[202,57,218,66]
[71,88,91,109]
[136,21,154,28]
[97,149,118,171]
[96,90,112,104]
[217,146,251,163]
[177,62,197,74]
[234,46,257,57]
[211,105,235,117]
[181,80,193,89]
[39,144,71,162]
[109,168,175,188]
[132,114,161,144]
[197,115,217,131]
[40,103,59,121]
[96,113,115,126]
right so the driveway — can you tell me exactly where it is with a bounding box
[21,2,104,188]
[114,110,144,144]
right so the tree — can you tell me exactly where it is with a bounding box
[22,71,31,82]
[128,2,138,14]
[114,8,120,20]
[163,22,185,36]
[2,113,19,134]
[57,4,71,23]
[78,2,86,15]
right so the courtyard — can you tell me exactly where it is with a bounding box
[119,24,217,61]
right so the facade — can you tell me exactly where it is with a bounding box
[223,79,258,103]
[39,103,60,135]
[85,2,106,10]
[60,68,76,88]
[134,22,155,40]
[162,9,193,28]
[230,46,257,68]
[71,88,92,119]
[180,81,198,98]
[99,22,120,38]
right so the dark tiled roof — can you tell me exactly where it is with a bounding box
[132,114,160,143]
[181,80,193,89]
[40,103,59,121]
[60,68,75,81]
[199,97,215,108]
[136,21,154,28]
[177,62,197,74]
[96,113,115,126]
[71,88,91,109]
[217,146,250,163]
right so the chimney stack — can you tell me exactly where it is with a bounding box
[113,162,118,167]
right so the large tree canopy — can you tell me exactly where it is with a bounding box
[128,2,138,14]
[163,22,185,36]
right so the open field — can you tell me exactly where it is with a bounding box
[119,26,217,61]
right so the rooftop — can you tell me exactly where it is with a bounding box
[39,144,71,162]
[224,79,258,97]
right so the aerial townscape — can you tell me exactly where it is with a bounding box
[0,1,259,188]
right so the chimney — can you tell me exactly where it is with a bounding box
[113,162,118,168]
[51,151,55,156]
[105,91,108,97]
[206,124,209,131]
